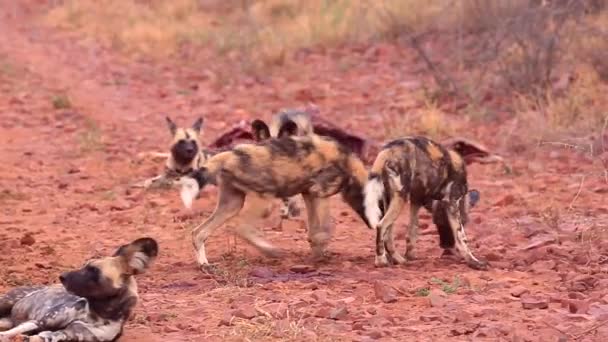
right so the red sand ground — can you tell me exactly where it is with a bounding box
[1,3,607,342]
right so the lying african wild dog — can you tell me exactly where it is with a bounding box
[250,108,316,225]
[180,119,373,267]
[0,238,158,342]
[363,136,488,270]
[137,116,214,206]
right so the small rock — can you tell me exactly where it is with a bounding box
[290,264,315,274]
[521,295,549,310]
[163,325,181,333]
[314,307,332,319]
[147,313,169,322]
[450,323,480,336]
[493,194,515,207]
[567,300,590,314]
[352,321,366,331]
[510,285,530,297]
[109,198,131,211]
[530,259,557,273]
[229,295,255,309]
[20,233,35,246]
[262,303,288,319]
[249,267,275,279]
[420,314,442,322]
[374,281,398,303]
[232,306,258,320]
[589,304,608,320]
[523,235,556,250]
[301,330,318,339]
[218,314,234,326]
[429,289,447,308]
[312,290,329,302]
[365,330,384,339]
[329,306,348,320]
[568,292,587,300]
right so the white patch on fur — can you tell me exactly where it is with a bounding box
[129,251,149,273]
[178,177,200,209]
[386,167,402,191]
[363,177,384,230]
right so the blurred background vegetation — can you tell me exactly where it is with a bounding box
[45,0,608,138]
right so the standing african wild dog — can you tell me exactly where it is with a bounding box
[181,119,373,267]
[0,238,158,342]
[363,136,488,270]
[250,108,316,225]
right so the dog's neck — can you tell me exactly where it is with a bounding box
[86,288,137,322]
[165,149,213,176]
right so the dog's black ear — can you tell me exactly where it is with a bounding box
[277,119,298,138]
[467,189,480,208]
[114,238,159,275]
[251,119,271,141]
[165,116,177,136]
[192,117,203,133]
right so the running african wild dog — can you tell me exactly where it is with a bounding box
[180,119,373,267]
[250,108,316,227]
[363,136,488,270]
[0,238,158,342]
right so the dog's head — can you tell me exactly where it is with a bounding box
[251,109,313,141]
[59,238,158,300]
[166,116,203,168]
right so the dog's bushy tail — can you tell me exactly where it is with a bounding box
[178,151,232,209]
[363,149,391,229]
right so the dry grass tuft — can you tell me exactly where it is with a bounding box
[44,0,608,136]
[44,0,444,64]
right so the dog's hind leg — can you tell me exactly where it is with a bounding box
[191,182,245,267]
[302,195,333,262]
[405,203,421,261]
[0,321,39,339]
[375,194,405,267]
[443,183,488,270]
[32,321,104,342]
[234,194,282,258]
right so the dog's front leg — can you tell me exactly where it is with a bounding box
[29,321,115,342]
[133,174,172,189]
[0,321,40,340]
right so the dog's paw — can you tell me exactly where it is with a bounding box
[467,259,489,270]
[374,254,389,268]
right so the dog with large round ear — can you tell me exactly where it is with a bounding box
[59,237,159,300]
[166,116,203,136]
[0,238,159,342]
[112,237,160,275]
[251,119,271,141]
[163,116,207,173]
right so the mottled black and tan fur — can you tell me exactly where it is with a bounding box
[0,238,158,342]
[183,120,373,267]
[250,109,316,225]
[138,117,212,203]
[363,136,487,270]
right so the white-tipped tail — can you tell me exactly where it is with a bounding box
[363,176,384,230]
[178,176,200,210]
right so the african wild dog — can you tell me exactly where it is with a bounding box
[180,119,373,267]
[250,109,316,226]
[0,238,158,342]
[138,116,211,191]
[363,136,488,270]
